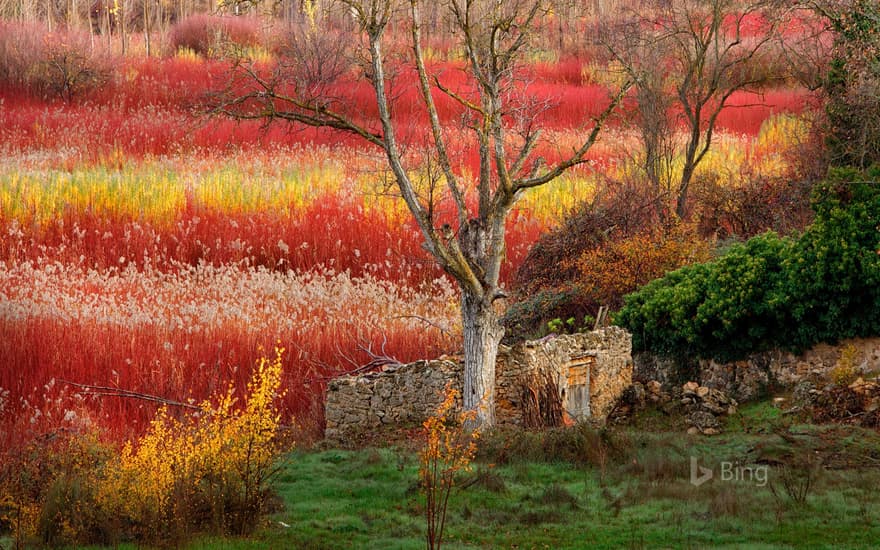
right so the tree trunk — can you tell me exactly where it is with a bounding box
[677,123,701,219]
[677,161,695,219]
[143,0,150,57]
[120,0,126,55]
[460,289,503,429]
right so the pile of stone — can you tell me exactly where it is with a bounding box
[607,379,670,422]
[643,380,667,403]
[680,381,738,436]
[800,376,880,428]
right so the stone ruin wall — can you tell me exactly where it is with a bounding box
[494,327,633,424]
[635,336,880,402]
[325,327,632,442]
[324,359,463,443]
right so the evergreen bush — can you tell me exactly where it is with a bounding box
[616,168,880,361]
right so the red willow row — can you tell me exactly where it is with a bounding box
[0,53,813,163]
[0,311,453,449]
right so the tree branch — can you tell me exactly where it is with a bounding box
[59,380,200,410]
[512,80,633,192]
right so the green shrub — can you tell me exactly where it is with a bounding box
[616,232,791,361]
[782,167,880,350]
[617,167,880,361]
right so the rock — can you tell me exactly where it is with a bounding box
[701,401,727,416]
[636,337,880,404]
[677,385,738,434]
[792,380,817,407]
[643,380,670,404]
[687,426,700,435]
[631,382,647,404]
[687,410,720,431]
[683,381,699,394]
[700,358,770,402]
[700,388,737,415]
[850,377,866,391]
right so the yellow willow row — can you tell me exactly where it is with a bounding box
[0,114,808,231]
[0,148,349,228]
[395,115,808,224]
[0,260,460,337]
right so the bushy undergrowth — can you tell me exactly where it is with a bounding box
[168,15,264,57]
[478,424,632,470]
[693,173,814,240]
[573,224,711,312]
[0,22,112,101]
[504,181,708,341]
[0,348,290,547]
[617,166,880,361]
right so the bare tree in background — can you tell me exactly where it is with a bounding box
[778,6,834,92]
[213,0,631,428]
[602,0,783,219]
[806,0,880,168]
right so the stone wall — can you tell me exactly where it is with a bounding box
[325,327,632,442]
[634,337,880,402]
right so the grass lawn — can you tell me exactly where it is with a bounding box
[7,401,879,549]
[189,402,880,549]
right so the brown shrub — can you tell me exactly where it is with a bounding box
[692,173,813,240]
[573,223,711,311]
[505,178,664,341]
[478,424,632,470]
[168,15,263,57]
[513,178,660,297]
[0,22,112,101]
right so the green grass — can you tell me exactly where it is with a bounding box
[8,407,880,549]
[178,419,880,549]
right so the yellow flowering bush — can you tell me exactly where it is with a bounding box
[830,345,860,387]
[97,346,289,542]
[0,348,289,547]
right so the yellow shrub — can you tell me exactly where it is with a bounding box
[573,224,711,310]
[97,346,289,541]
[420,384,478,550]
[830,344,860,387]
[0,492,39,545]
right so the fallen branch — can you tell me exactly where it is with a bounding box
[59,380,199,410]
[392,314,453,337]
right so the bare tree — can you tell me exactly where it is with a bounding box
[603,0,783,218]
[213,0,631,428]
[806,0,880,168]
[778,6,834,92]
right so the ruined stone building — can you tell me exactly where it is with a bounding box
[325,327,633,441]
